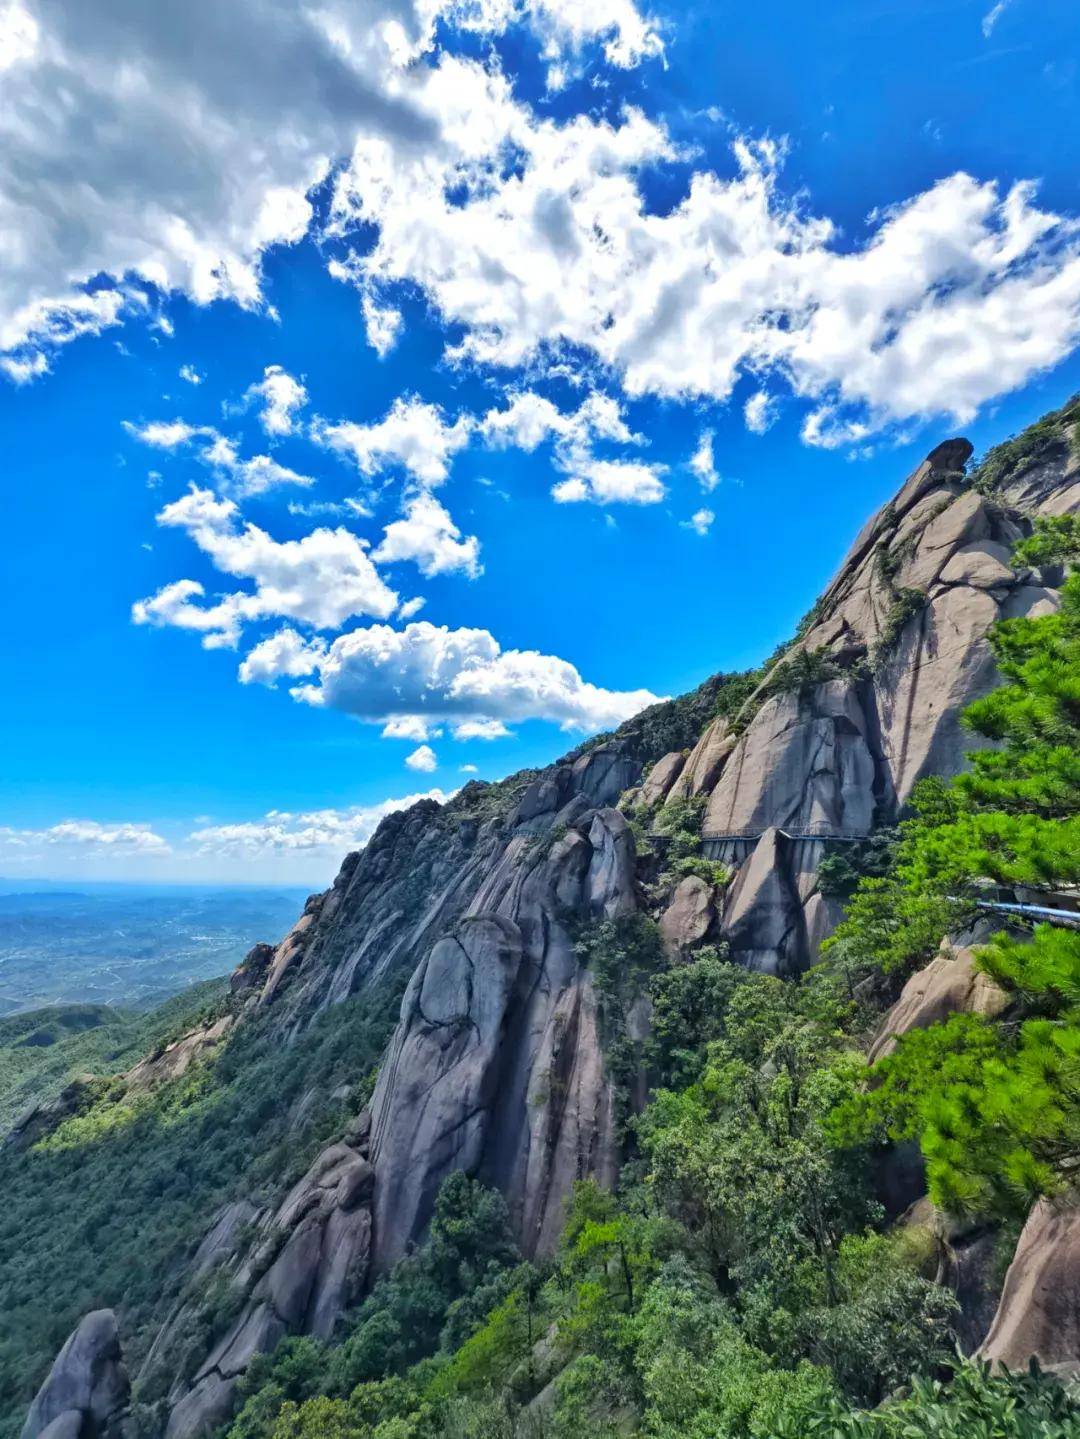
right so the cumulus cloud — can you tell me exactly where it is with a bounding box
[333,71,1080,441]
[133,485,398,647]
[552,458,665,505]
[188,790,451,859]
[179,364,203,385]
[243,364,307,436]
[405,743,438,771]
[453,718,510,739]
[315,396,474,487]
[0,0,660,376]
[682,507,714,536]
[0,819,170,855]
[360,290,404,357]
[688,430,719,491]
[743,390,776,434]
[247,618,662,732]
[373,491,482,578]
[126,418,316,497]
[381,714,440,740]
[479,388,663,504]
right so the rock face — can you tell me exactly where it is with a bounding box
[164,1130,375,1439]
[868,936,1009,1063]
[370,806,634,1272]
[980,1200,1080,1373]
[693,431,1071,972]
[659,876,717,957]
[21,1311,128,1439]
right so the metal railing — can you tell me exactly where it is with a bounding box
[701,824,871,843]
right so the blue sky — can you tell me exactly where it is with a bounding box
[1,0,1079,882]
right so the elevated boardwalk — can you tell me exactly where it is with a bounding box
[700,824,870,860]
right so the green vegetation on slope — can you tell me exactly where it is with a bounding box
[0,980,228,1130]
[0,977,406,1439]
[827,515,1080,1218]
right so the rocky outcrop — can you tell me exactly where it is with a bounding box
[369,805,635,1272]
[667,719,737,802]
[126,1016,234,1093]
[868,937,1009,1063]
[659,876,717,957]
[980,1199,1080,1373]
[21,1311,128,1439]
[164,1126,374,1439]
[230,943,274,995]
[705,681,877,838]
[5,1076,96,1152]
[639,752,686,806]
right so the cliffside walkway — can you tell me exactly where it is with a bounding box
[701,824,872,844]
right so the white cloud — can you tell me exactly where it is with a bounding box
[459,763,479,773]
[373,491,482,578]
[438,0,663,76]
[982,0,1011,36]
[315,396,473,487]
[243,364,307,436]
[237,626,327,684]
[126,417,316,496]
[453,718,510,739]
[381,714,440,740]
[1,349,48,383]
[743,389,776,434]
[1,0,665,373]
[203,434,316,497]
[334,73,1080,442]
[188,790,451,859]
[179,363,203,385]
[405,743,438,771]
[399,596,426,619]
[0,818,169,855]
[252,618,662,732]
[682,506,714,536]
[360,290,403,357]
[133,485,398,647]
[688,430,719,491]
[479,389,637,453]
[126,418,204,449]
[552,457,665,505]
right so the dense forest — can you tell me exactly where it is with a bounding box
[4,495,1080,1439]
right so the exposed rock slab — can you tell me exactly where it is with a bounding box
[164,1139,373,1439]
[659,876,716,958]
[980,1199,1080,1372]
[21,1311,128,1439]
[639,752,685,806]
[868,939,1009,1063]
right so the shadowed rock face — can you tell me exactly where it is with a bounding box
[21,1311,128,1439]
[371,807,633,1272]
[162,1129,375,1439]
[980,1200,1080,1374]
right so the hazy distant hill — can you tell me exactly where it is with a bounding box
[0,884,308,1015]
